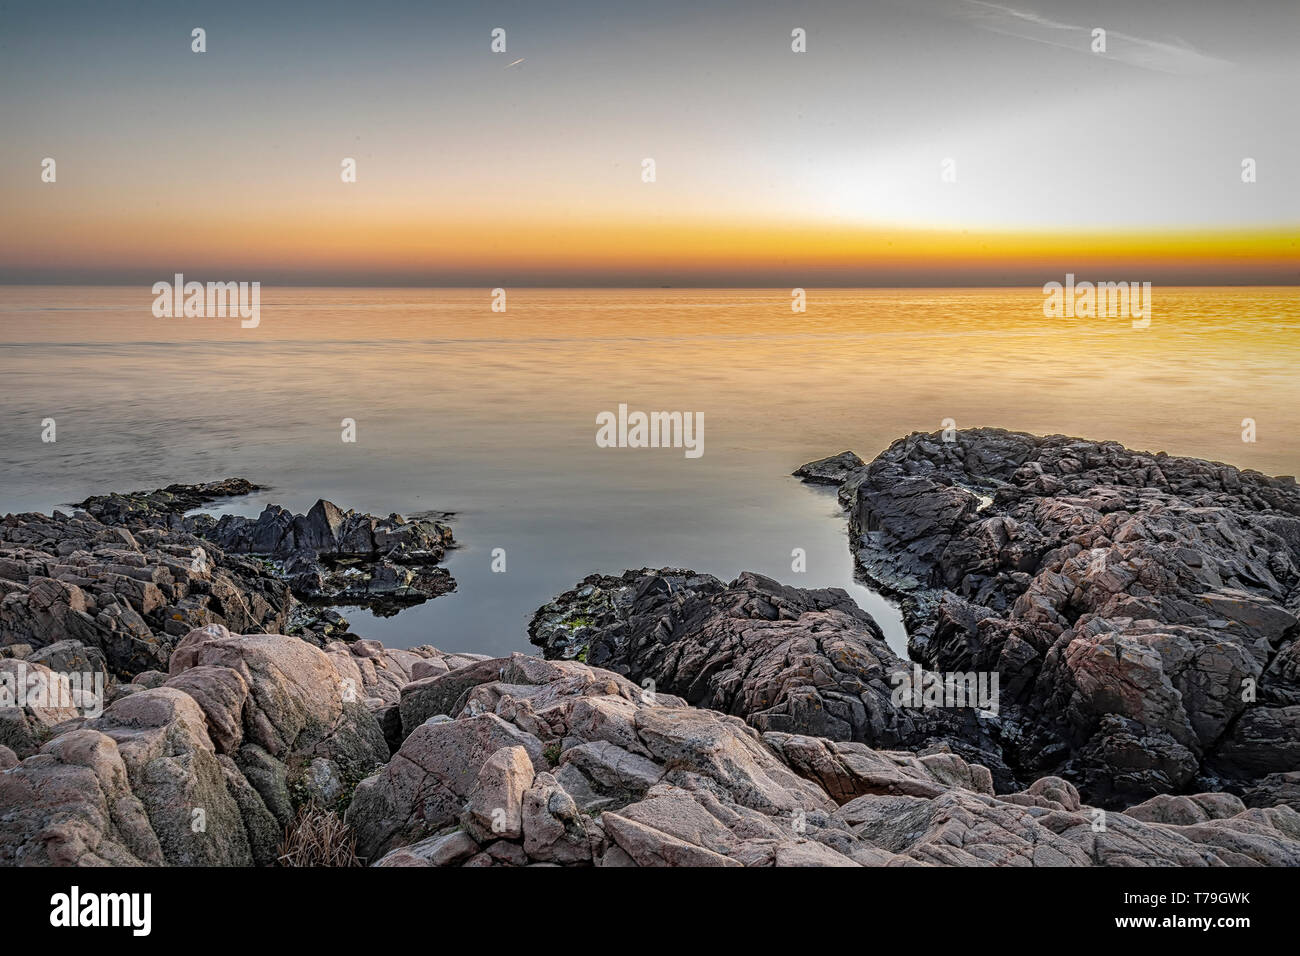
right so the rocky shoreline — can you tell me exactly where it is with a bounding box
[529,430,1300,813]
[2,430,1299,867]
[797,428,1300,811]
[0,482,456,683]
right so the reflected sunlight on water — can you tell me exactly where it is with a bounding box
[2,286,1297,656]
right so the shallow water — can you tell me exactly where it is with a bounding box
[2,286,1298,658]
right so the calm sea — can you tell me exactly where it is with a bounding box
[2,286,1298,658]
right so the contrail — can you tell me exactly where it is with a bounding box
[505,58,525,69]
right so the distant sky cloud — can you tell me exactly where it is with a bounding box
[0,0,1293,284]
[956,0,1233,74]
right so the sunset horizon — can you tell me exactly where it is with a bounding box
[3,224,1296,287]
[3,0,1296,287]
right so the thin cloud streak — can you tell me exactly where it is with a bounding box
[957,0,1233,74]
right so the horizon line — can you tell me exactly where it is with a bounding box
[3,280,1298,289]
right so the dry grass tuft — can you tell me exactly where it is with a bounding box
[277,805,362,867]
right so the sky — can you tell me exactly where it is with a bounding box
[0,0,1296,285]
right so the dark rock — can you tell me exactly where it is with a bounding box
[197,499,455,613]
[75,478,261,527]
[0,480,456,679]
[793,451,865,485]
[26,639,109,680]
[0,509,292,678]
[530,568,1016,789]
[796,427,1300,806]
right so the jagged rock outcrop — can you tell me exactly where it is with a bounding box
[797,428,1300,806]
[5,441,1299,868]
[0,509,290,678]
[77,480,455,614]
[0,480,457,679]
[4,626,1300,867]
[529,568,1015,788]
[0,625,459,865]
[347,643,1300,866]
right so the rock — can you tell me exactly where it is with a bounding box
[345,713,543,862]
[301,757,344,807]
[602,809,739,867]
[530,569,1011,787]
[0,728,165,866]
[521,773,592,863]
[773,840,862,866]
[410,658,449,681]
[794,428,1300,806]
[324,639,451,707]
[234,744,293,827]
[632,704,835,815]
[197,498,455,613]
[764,732,995,803]
[293,499,347,553]
[554,739,663,812]
[169,626,387,773]
[793,451,866,485]
[1213,706,1300,778]
[1,481,456,683]
[76,478,261,525]
[398,657,504,738]
[4,619,1300,867]
[374,829,479,867]
[90,687,253,865]
[1123,792,1247,825]
[163,665,249,753]
[1242,771,1300,813]
[0,507,291,678]
[462,745,534,840]
[485,839,531,866]
[26,640,109,681]
[4,454,1299,868]
[0,658,90,757]
[217,753,281,866]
